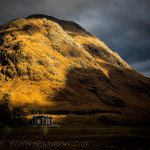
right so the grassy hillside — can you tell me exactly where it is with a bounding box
[0,14,150,124]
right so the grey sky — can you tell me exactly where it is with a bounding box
[0,0,150,77]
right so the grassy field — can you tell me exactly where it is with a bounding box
[0,122,150,150]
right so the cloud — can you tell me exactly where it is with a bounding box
[131,60,150,77]
[0,0,99,24]
[0,0,150,77]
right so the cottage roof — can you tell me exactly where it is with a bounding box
[34,115,52,119]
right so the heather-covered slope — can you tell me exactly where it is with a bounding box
[0,14,150,123]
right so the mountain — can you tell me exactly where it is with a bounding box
[0,14,150,124]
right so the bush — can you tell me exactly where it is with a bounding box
[3,126,13,133]
[41,126,49,135]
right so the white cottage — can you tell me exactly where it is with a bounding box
[32,115,53,125]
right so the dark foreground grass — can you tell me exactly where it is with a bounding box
[0,124,150,150]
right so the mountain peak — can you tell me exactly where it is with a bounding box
[26,14,59,21]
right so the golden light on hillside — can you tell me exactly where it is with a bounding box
[0,15,150,123]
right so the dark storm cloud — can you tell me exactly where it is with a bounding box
[0,0,99,25]
[131,60,150,78]
[0,0,150,77]
[0,0,46,25]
